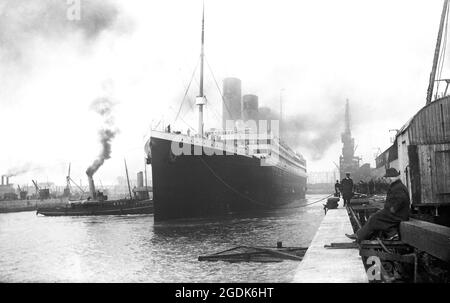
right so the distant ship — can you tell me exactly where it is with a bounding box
[144,8,307,221]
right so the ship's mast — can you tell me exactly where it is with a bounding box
[426,0,449,104]
[124,158,132,200]
[279,89,284,141]
[196,3,206,136]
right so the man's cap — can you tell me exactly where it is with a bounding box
[345,172,351,175]
[384,168,400,177]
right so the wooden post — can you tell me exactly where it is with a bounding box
[144,158,148,198]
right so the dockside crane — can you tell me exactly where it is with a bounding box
[64,163,71,196]
[31,180,39,195]
[68,177,86,195]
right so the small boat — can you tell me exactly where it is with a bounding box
[198,245,307,263]
[36,198,153,216]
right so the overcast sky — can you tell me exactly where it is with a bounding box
[0,0,448,186]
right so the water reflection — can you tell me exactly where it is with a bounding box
[0,195,326,282]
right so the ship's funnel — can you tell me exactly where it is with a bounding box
[243,94,259,121]
[88,175,96,200]
[137,171,144,188]
[2,175,10,185]
[222,78,242,130]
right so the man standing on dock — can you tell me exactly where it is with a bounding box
[334,180,341,197]
[346,168,410,242]
[341,172,354,206]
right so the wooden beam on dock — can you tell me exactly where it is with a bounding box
[292,207,368,283]
[400,219,450,262]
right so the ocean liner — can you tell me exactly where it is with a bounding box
[145,8,307,221]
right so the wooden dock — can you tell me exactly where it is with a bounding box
[293,205,368,283]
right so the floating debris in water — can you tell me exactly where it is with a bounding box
[198,245,308,263]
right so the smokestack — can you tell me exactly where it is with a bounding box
[243,94,259,121]
[1,175,4,186]
[258,107,273,132]
[137,172,144,188]
[222,78,242,130]
[88,175,96,200]
[6,176,9,186]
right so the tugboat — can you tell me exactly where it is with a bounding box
[37,165,153,216]
[36,194,153,216]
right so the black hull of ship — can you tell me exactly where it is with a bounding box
[150,137,306,221]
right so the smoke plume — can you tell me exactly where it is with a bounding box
[86,97,118,177]
[5,162,42,177]
[258,105,343,161]
[0,0,131,67]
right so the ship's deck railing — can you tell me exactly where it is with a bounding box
[149,129,307,176]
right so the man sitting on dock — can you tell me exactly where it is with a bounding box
[345,168,410,242]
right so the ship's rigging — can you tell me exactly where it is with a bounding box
[427,0,450,104]
[165,4,241,137]
[196,3,206,136]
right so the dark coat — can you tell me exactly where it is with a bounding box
[356,179,411,241]
[384,179,410,221]
[334,182,341,192]
[341,177,353,197]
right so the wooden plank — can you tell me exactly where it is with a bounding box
[418,145,433,204]
[249,246,305,261]
[400,219,450,262]
[360,240,408,249]
[435,150,450,193]
[360,249,416,263]
[199,246,307,262]
[433,102,440,140]
[445,99,448,139]
[416,144,450,204]
[351,205,380,211]
[325,242,359,249]
[408,144,422,204]
[292,207,368,283]
[412,202,450,206]
[349,200,370,206]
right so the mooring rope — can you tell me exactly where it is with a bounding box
[199,157,333,208]
[199,157,265,206]
[297,193,334,208]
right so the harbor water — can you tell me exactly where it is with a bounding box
[0,194,326,282]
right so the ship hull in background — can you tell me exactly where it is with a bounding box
[150,136,307,221]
